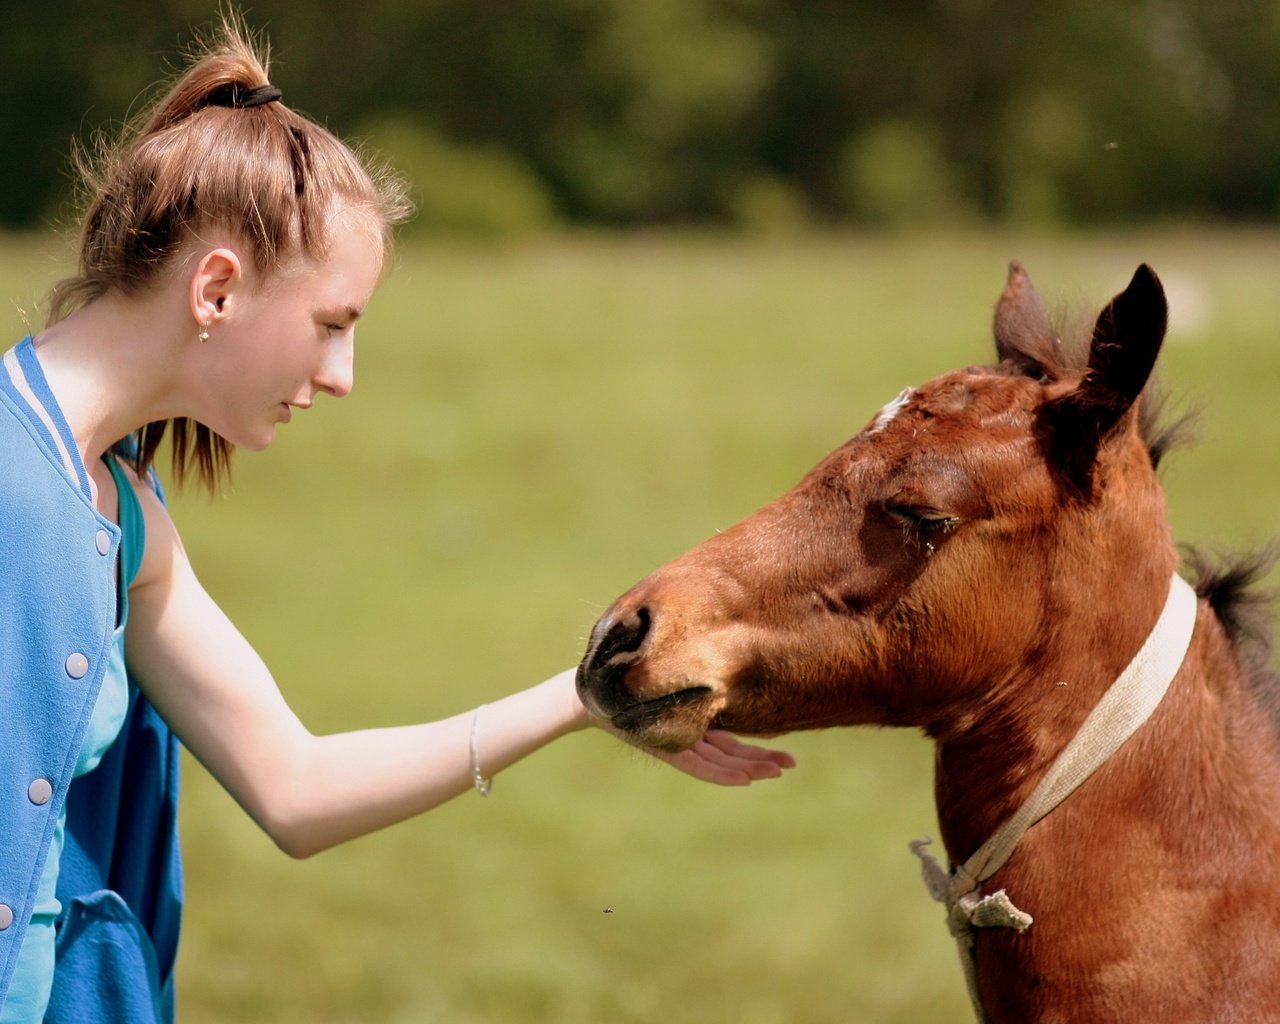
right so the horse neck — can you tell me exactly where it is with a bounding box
[932,592,1280,868]
[929,540,1178,863]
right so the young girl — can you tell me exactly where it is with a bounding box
[0,18,792,1022]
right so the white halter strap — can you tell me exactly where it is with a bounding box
[911,571,1199,1022]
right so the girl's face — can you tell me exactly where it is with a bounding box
[196,210,386,450]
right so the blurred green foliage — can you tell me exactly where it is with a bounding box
[4,227,1274,1021]
[3,0,1279,233]
[359,116,556,238]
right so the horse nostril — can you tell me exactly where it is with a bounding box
[588,606,652,674]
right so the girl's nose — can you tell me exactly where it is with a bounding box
[316,333,354,398]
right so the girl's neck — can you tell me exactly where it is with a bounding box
[31,291,189,475]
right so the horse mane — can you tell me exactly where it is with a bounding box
[995,304,1280,726]
[1184,546,1280,725]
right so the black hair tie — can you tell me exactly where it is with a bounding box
[207,83,283,109]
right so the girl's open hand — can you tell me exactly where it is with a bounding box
[652,730,796,786]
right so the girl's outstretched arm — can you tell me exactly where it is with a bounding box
[124,476,793,859]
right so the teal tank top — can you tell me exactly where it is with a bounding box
[1,456,143,1023]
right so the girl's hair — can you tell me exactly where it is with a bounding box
[49,11,412,491]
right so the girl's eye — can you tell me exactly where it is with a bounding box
[886,504,960,534]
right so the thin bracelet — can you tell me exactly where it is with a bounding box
[470,704,493,797]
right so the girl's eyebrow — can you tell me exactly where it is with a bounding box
[317,304,364,323]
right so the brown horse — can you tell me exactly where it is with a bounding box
[577,264,1280,1022]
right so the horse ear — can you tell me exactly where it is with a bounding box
[1041,264,1168,492]
[994,261,1060,380]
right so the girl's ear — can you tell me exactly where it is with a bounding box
[188,248,243,329]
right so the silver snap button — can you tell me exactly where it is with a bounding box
[0,904,12,930]
[65,653,89,679]
[28,779,53,805]
[96,529,111,555]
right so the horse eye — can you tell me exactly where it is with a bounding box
[887,504,960,534]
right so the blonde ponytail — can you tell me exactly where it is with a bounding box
[50,11,412,490]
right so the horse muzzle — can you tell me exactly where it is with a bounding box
[576,599,727,751]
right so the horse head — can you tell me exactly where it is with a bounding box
[577,264,1176,757]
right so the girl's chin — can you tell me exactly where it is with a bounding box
[204,412,283,452]
[221,426,275,452]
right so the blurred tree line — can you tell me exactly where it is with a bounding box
[2,0,1278,235]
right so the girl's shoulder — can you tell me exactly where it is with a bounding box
[110,457,184,594]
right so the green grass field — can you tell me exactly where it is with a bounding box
[4,228,1278,1022]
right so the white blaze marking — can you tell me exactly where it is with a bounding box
[870,387,915,433]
